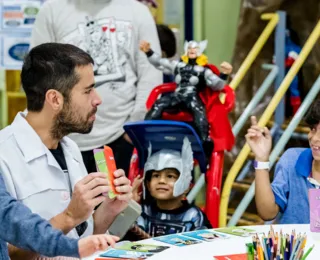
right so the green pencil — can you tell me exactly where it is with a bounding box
[246,243,254,260]
[301,245,314,260]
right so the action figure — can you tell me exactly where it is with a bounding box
[140,40,232,151]
[285,28,302,115]
[273,26,302,116]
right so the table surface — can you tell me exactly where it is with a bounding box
[83,224,320,260]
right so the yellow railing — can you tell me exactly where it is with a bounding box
[219,19,320,227]
[230,13,279,90]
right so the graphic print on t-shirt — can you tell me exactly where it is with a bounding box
[149,221,186,237]
[61,16,133,85]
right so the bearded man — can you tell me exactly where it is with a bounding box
[0,43,132,260]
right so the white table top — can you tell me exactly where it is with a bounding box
[83,224,320,260]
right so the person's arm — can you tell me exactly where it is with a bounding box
[0,174,79,258]
[30,1,56,48]
[93,202,118,235]
[9,233,119,260]
[49,210,78,235]
[130,3,162,123]
[93,170,132,234]
[255,168,280,220]
[5,172,112,259]
[132,175,143,203]
[245,116,280,220]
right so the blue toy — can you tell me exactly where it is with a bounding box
[285,28,302,114]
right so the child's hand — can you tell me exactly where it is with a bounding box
[78,234,119,258]
[132,175,143,202]
[245,116,272,162]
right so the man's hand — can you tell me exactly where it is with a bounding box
[140,40,151,53]
[93,169,132,234]
[78,234,119,258]
[106,169,132,215]
[220,61,233,75]
[132,175,144,202]
[245,116,272,162]
[64,172,109,226]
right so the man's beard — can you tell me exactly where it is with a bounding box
[51,102,97,140]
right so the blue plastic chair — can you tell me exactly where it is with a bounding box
[124,120,207,174]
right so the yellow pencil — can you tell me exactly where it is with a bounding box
[301,234,307,249]
[258,245,264,260]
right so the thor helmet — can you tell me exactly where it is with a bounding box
[184,40,208,57]
[144,137,194,197]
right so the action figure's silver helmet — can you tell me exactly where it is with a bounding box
[184,40,208,57]
[144,137,194,197]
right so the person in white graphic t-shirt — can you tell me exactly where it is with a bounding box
[31,0,162,175]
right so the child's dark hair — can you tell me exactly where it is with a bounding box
[305,99,320,127]
[156,24,176,58]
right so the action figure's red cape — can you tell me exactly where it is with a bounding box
[199,64,235,152]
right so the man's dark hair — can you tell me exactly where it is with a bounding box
[21,43,94,112]
[305,99,320,127]
[156,24,176,58]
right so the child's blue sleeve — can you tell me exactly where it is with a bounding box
[271,155,290,212]
[136,215,147,232]
[192,207,212,230]
[0,173,79,258]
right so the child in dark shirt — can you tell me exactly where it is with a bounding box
[134,137,211,237]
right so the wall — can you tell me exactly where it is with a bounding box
[195,0,241,65]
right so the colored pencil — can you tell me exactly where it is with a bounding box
[250,227,314,260]
[301,245,314,260]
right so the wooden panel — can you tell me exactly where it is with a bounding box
[6,70,26,124]
[8,96,26,124]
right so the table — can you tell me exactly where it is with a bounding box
[83,225,320,260]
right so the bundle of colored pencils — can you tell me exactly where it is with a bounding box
[246,226,314,260]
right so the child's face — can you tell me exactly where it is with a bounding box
[147,168,179,200]
[308,123,320,161]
